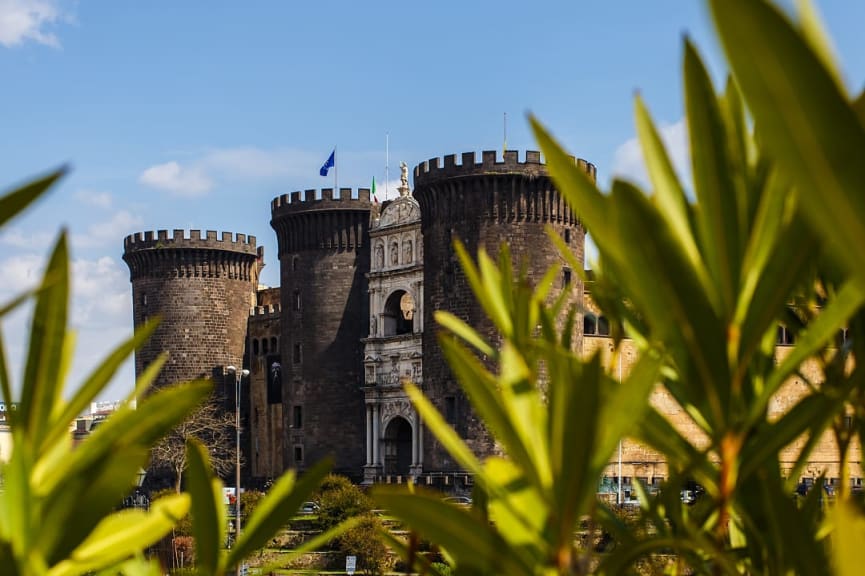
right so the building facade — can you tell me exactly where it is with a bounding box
[124,149,860,490]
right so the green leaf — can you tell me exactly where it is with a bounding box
[228,457,332,567]
[19,232,69,446]
[434,311,494,359]
[48,320,159,454]
[831,499,865,576]
[759,280,864,409]
[40,446,151,564]
[372,487,533,576]
[422,337,536,489]
[49,494,189,576]
[635,95,706,290]
[404,383,485,478]
[684,38,740,318]
[709,0,865,289]
[186,439,223,574]
[594,350,663,469]
[0,167,66,229]
[35,381,211,496]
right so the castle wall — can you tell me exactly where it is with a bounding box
[247,301,284,480]
[122,229,260,394]
[270,188,372,478]
[413,150,591,471]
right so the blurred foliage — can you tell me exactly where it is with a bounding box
[0,172,350,574]
[374,0,865,574]
[316,475,373,531]
[240,489,265,525]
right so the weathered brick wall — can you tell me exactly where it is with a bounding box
[123,229,260,394]
[413,150,591,471]
[271,189,372,479]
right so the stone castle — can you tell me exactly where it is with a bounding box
[123,149,861,494]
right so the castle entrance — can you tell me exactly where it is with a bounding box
[383,416,412,476]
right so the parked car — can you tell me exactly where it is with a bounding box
[299,501,320,515]
[442,496,472,506]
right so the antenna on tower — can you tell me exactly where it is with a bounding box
[503,112,508,155]
[385,133,390,201]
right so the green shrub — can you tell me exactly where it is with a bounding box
[317,477,373,531]
[336,513,391,576]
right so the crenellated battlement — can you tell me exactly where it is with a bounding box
[270,189,372,254]
[123,229,258,255]
[414,150,596,185]
[271,188,372,214]
[123,229,260,281]
[249,303,281,318]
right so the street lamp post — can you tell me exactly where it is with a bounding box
[226,365,249,547]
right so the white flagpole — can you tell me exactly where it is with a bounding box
[334,145,338,195]
[503,112,508,155]
[385,133,389,201]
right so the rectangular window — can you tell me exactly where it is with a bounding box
[293,290,301,311]
[444,396,456,424]
[563,268,572,288]
[293,343,301,363]
[294,445,303,463]
[293,405,303,429]
[266,355,282,404]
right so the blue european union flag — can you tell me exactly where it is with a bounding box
[320,150,335,176]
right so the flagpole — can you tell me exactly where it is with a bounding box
[334,145,338,195]
[503,112,508,155]
[385,133,389,201]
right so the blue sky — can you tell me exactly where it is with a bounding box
[2,0,864,404]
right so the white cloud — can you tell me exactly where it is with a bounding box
[139,161,213,196]
[0,0,62,48]
[611,118,690,190]
[72,209,143,249]
[0,226,55,250]
[75,189,113,209]
[71,255,131,326]
[0,252,43,294]
[138,147,335,196]
[0,251,134,401]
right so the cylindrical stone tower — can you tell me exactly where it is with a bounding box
[122,229,261,392]
[270,188,372,478]
[413,150,594,471]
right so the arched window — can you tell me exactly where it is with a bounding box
[583,313,597,335]
[270,337,277,351]
[252,339,260,355]
[383,290,414,336]
[598,315,610,336]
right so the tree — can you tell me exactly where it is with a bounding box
[151,398,239,492]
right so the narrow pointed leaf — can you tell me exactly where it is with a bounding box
[685,39,740,316]
[186,439,222,574]
[710,0,865,288]
[0,167,66,229]
[49,494,189,576]
[20,233,69,445]
[228,457,332,567]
